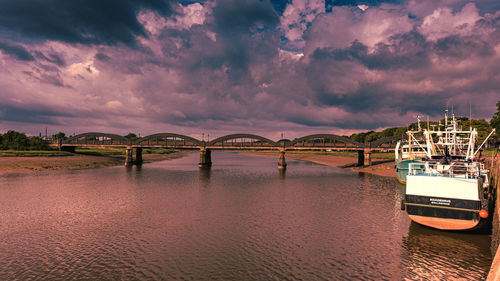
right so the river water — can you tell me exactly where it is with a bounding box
[0,152,492,280]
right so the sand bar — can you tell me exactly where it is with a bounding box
[241,151,396,178]
[0,151,189,176]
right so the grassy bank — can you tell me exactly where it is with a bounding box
[0,150,73,157]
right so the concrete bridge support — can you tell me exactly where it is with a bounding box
[278,150,287,169]
[135,148,143,164]
[199,148,212,168]
[125,147,133,166]
[357,149,372,166]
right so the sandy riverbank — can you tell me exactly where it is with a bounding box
[241,151,397,178]
[0,151,189,176]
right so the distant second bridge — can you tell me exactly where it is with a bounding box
[56,132,405,168]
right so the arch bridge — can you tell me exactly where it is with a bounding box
[57,132,404,168]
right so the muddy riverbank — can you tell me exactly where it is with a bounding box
[0,151,189,176]
[241,151,396,178]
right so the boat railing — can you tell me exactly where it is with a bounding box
[408,161,485,179]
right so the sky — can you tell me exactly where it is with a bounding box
[0,0,499,140]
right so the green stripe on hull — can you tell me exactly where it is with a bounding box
[395,158,425,183]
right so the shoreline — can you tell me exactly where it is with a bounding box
[240,151,397,178]
[0,151,189,176]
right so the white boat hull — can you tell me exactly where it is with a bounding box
[404,175,487,231]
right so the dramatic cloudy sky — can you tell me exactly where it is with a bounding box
[1,0,499,139]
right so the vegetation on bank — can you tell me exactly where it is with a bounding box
[0,131,52,151]
[349,101,499,144]
[491,100,500,138]
[349,118,493,144]
[0,150,73,157]
[0,130,177,157]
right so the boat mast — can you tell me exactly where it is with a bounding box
[473,129,496,159]
[465,128,476,161]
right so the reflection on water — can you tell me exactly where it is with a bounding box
[198,167,211,186]
[279,167,286,180]
[403,222,491,280]
[0,152,491,280]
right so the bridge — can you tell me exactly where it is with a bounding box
[56,132,405,168]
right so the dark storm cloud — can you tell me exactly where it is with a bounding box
[0,40,34,61]
[0,105,71,124]
[296,8,499,129]
[22,69,66,87]
[154,0,281,85]
[434,35,494,58]
[326,0,402,6]
[208,0,280,80]
[269,0,290,15]
[325,0,403,12]
[0,0,177,47]
[213,0,279,34]
[312,31,430,71]
[95,53,111,62]
[475,1,500,14]
[34,51,66,66]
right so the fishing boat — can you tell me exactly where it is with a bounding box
[402,112,496,231]
[395,118,431,184]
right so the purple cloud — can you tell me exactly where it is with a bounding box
[0,0,499,139]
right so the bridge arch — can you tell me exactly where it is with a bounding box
[368,134,406,148]
[289,134,364,148]
[65,132,131,146]
[208,134,278,147]
[134,133,202,146]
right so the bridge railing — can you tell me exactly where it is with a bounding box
[61,132,403,150]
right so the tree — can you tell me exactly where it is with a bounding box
[54,132,66,140]
[490,100,500,142]
[1,130,29,150]
[0,130,52,150]
[124,133,139,141]
[29,137,50,150]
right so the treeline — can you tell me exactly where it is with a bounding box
[0,131,51,150]
[349,117,494,144]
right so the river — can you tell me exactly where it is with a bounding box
[0,152,492,280]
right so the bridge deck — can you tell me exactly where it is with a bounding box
[56,132,403,151]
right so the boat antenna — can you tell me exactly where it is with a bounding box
[469,103,472,131]
[427,116,429,130]
[444,109,448,128]
[415,115,422,131]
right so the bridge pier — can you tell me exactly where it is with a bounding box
[135,148,143,164]
[125,147,133,166]
[199,148,212,168]
[278,150,287,169]
[357,149,372,166]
